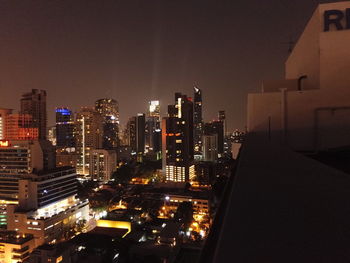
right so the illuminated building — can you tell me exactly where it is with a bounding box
[149,100,160,118]
[164,194,210,216]
[20,89,47,140]
[0,232,35,263]
[5,114,39,140]
[95,99,120,149]
[202,134,218,162]
[6,167,89,247]
[89,149,117,182]
[56,148,78,168]
[145,101,162,158]
[75,107,103,176]
[47,126,56,146]
[193,87,203,157]
[0,140,55,225]
[0,109,12,140]
[163,93,194,183]
[204,121,224,156]
[55,107,75,149]
[126,117,136,152]
[127,114,145,158]
[218,110,226,136]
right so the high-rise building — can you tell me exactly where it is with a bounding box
[204,121,224,156]
[145,100,162,158]
[0,108,12,140]
[202,134,218,162]
[20,89,47,140]
[89,149,117,182]
[136,114,145,159]
[193,87,203,156]
[218,110,226,136]
[75,107,103,176]
[95,99,120,149]
[149,100,160,118]
[126,117,136,152]
[163,93,195,183]
[127,114,145,157]
[55,107,75,148]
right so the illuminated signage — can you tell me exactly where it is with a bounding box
[324,9,350,32]
[0,141,9,147]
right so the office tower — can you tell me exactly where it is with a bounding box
[0,108,12,140]
[204,121,224,156]
[126,117,137,152]
[7,166,89,247]
[89,149,117,182]
[95,99,119,149]
[75,107,103,176]
[145,100,162,158]
[202,134,218,162]
[218,110,226,136]
[163,93,194,183]
[193,87,203,156]
[56,107,75,148]
[20,89,47,140]
[149,100,160,118]
[136,114,145,158]
[5,113,39,140]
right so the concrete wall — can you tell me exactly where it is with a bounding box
[248,1,350,151]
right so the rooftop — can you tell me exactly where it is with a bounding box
[0,231,33,245]
[202,133,350,262]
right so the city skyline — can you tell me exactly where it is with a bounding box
[0,0,324,130]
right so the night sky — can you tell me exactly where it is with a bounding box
[0,0,329,130]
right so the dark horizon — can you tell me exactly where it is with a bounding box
[0,0,327,130]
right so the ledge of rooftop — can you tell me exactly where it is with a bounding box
[201,132,350,263]
[0,231,33,244]
[22,166,75,178]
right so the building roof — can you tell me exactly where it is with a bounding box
[0,231,33,245]
[202,133,350,262]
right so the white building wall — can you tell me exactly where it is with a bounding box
[248,1,350,151]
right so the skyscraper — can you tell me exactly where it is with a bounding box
[95,99,119,149]
[218,110,226,136]
[204,121,224,156]
[20,89,47,140]
[75,107,103,175]
[145,100,162,158]
[163,93,195,183]
[149,100,160,119]
[56,107,75,148]
[193,87,203,156]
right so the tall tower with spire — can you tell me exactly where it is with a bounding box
[193,87,203,157]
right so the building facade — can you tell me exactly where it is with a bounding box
[6,167,89,247]
[75,108,103,176]
[95,98,120,149]
[163,93,195,183]
[20,90,47,140]
[89,149,117,182]
[56,108,75,149]
[193,87,203,157]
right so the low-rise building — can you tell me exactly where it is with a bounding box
[6,167,89,247]
[0,231,35,263]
